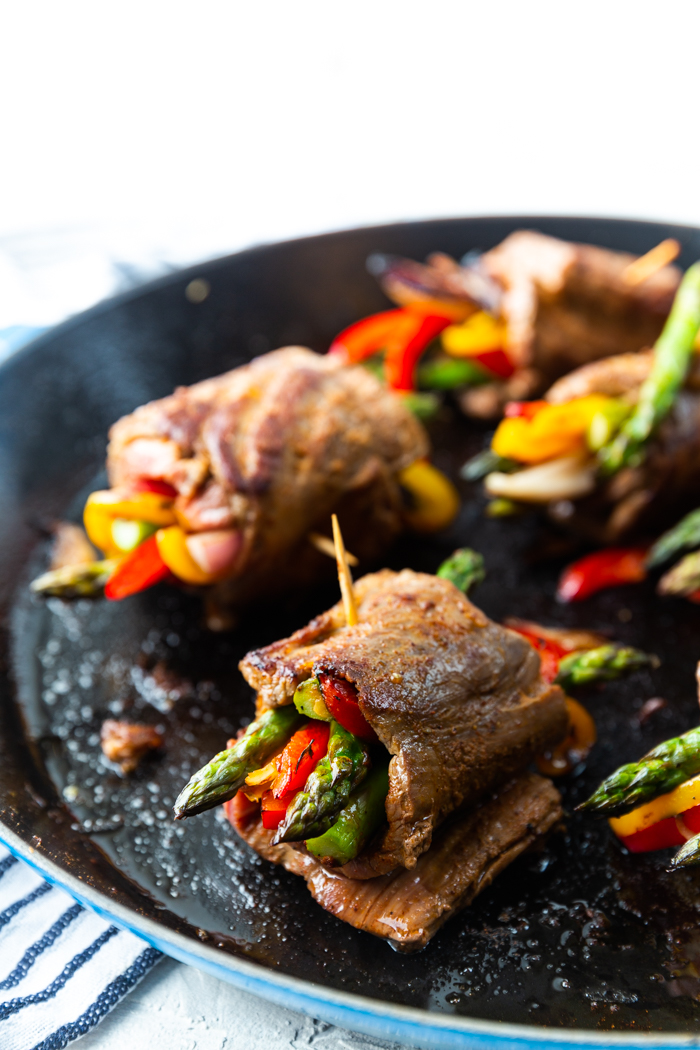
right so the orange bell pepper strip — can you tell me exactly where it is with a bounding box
[557,548,648,602]
[536,698,596,777]
[272,720,331,798]
[492,395,612,464]
[132,478,178,498]
[104,534,171,600]
[504,400,548,420]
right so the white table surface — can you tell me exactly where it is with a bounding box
[77,958,403,1050]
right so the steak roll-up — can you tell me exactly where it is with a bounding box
[479,261,700,542]
[175,568,568,948]
[372,232,681,420]
[42,347,458,612]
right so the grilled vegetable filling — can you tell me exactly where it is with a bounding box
[175,674,390,866]
[580,727,700,869]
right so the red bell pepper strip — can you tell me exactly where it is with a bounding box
[506,625,567,683]
[225,790,260,832]
[383,313,453,392]
[319,674,378,743]
[261,790,292,829]
[132,478,178,498]
[474,348,515,380]
[104,534,171,600]
[504,399,548,420]
[557,548,648,603]
[618,802,700,853]
[328,309,412,363]
[272,720,331,798]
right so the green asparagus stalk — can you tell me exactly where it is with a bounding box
[669,833,700,869]
[555,644,655,690]
[30,559,119,598]
[173,706,301,819]
[461,448,519,482]
[657,550,700,597]
[436,547,486,594]
[418,357,489,390]
[646,507,700,569]
[578,725,700,815]
[274,720,370,843]
[305,761,390,866]
[598,262,700,475]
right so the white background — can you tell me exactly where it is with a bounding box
[1,0,700,328]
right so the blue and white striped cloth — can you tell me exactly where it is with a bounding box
[0,845,161,1050]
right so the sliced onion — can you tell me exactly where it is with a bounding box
[185,529,241,575]
[484,456,596,503]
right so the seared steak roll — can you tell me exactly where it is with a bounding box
[227,772,562,951]
[239,569,568,877]
[74,347,446,611]
[175,568,567,946]
[486,351,700,543]
[373,232,681,420]
[481,231,680,381]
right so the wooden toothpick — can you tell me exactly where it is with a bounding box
[622,238,681,287]
[332,514,358,627]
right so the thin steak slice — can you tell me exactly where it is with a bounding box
[228,772,562,950]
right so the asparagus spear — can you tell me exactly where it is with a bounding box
[657,550,700,597]
[173,706,301,819]
[646,507,700,569]
[436,548,486,595]
[305,760,390,866]
[30,559,120,598]
[598,262,700,475]
[578,726,700,815]
[555,644,655,690]
[274,720,370,843]
[669,833,700,869]
[461,448,519,482]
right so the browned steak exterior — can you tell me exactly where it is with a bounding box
[240,569,568,875]
[482,231,680,381]
[107,347,427,606]
[230,773,562,949]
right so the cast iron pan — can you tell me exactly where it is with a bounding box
[4,218,700,1050]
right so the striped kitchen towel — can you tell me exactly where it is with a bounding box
[0,844,161,1050]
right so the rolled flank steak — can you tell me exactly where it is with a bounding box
[80,347,430,609]
[228,772,562,951]
[174,569,568,947]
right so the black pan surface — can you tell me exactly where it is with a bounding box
[4,217,700,1040]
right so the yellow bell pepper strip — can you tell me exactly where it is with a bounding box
[398,460,460,533]
[608,773,700,854]
[442,311,506,355]
[155,525,221,586]
[536,698,596,777]
[84,489,176,555]
[491,395,613,464]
